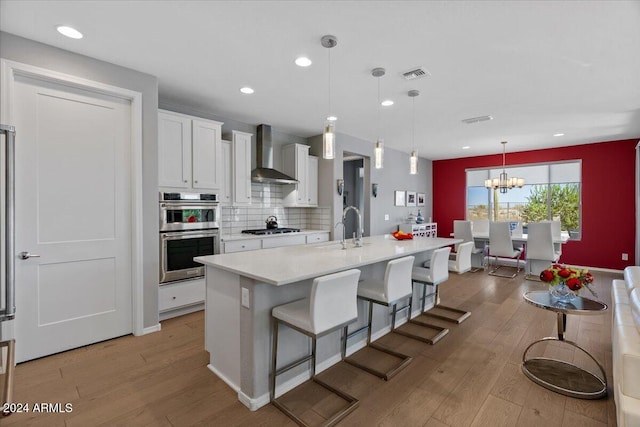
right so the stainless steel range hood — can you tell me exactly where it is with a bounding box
[251,124,298,184]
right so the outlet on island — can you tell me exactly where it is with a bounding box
[241,287,250,308]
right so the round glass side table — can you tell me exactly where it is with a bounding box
[522,290,608,399]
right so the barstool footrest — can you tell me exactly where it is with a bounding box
[272,377,359,427]
[422,304,471,324]
[394,319,450,344]
[344,344,412,381]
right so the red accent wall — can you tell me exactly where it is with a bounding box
[433,139,637,270]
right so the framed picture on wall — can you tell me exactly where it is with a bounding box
[417,193,426,206]
[407,191,417,206]
[394,190,406,206]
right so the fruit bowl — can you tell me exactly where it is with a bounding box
[391,231,413,240]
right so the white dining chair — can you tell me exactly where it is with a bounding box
[471,219,490,234]
[453,220,484,271]
[542,220,563,258]
[525,222,561,280]
[488,221,522,278]
[448,241,473,274]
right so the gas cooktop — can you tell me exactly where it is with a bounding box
[241,228,300,235]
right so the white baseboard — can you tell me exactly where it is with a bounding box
[238,389,270,411]
[207,363,240,393]
[159,303,204,321]
[141,323,161,335]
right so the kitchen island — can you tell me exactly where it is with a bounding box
[195,234,461,410]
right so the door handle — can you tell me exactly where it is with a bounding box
[18,251,40,260]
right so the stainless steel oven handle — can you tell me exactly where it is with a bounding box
[160,230,219,240]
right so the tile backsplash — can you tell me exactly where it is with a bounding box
[220,183,331,235]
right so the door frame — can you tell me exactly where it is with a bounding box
[0,58,145,337]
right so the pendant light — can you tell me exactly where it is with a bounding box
[321,35,337,160]
[372,67,385,169]
[484,141,524,193]
[408,90,419,175]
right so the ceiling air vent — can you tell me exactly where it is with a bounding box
[401,67,430,80]
[461,115,493,124]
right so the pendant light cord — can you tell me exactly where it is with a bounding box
[377,77,381,140]
[327,47,332,118]
[412,96,415,150]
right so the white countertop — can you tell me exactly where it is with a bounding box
[220,229,329,242]
[196,234,461,286]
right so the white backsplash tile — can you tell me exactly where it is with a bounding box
[221,183,330,233]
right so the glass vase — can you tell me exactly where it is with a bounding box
[549,281,576,303]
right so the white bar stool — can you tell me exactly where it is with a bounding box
[270,269,361,426]
[412,246,471,325]
[344,256,414,380]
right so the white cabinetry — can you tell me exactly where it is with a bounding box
[307,155,318,206]
[261,234,306,249]
[232,130,252,205]
[282,143,318,207]
[223,239,262,254]
[158,110,223,191]
[220,140,232,204]
[221,232,330,254]
[159,278,205,320]
[306,233,329,244]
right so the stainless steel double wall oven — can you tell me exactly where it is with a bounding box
[159,192,220,284]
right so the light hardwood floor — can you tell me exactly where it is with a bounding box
[4,269,621,426]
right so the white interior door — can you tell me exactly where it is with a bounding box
[12,74,133,362]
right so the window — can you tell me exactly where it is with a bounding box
[466,161,582,239]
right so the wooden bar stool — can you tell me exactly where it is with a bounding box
[344,256,414,381]
[270,269,361,426]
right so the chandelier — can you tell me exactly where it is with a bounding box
[484,141,524,193]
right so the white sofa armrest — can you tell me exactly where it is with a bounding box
[613,279,631,306]
[624,266,640,294]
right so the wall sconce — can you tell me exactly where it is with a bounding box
[372,183,378,198]
[337,179,344,196]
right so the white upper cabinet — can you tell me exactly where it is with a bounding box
[220,140,232,204]
[307,155,318,206]
[192,119,222,189]
[158,111,191,188]
[232,130,252,205]
[282,143,318,207]
[158,110,223,191]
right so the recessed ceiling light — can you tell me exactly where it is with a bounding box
[240,87,254,94]
[326,115,337,122]
[462,146,470,150]
[295,56,312,67]
[553,133,565,137]
[381,100,394,107]
[56,25,83,39]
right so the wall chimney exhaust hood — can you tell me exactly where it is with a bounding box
[251,124,299,184]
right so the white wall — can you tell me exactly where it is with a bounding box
[308,132,433,239]
[0,31,161,329]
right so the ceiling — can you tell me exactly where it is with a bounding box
[1,0,639,160]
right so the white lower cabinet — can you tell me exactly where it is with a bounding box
[262,234,306,249]
[159,279,205,319]
[223,239,262,253]
[306,233,329,244]
[221,232,330,254]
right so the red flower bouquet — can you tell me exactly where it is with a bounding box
[539,264,596,299]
